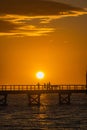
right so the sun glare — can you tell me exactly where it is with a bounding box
[36,72,45,79]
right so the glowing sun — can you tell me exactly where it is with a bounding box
[36,72,45,79]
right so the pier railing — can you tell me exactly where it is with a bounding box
[0,84,86,106]
[0,84,86,91]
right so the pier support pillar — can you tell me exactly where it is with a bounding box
[0,94,8,106]
[86,71,87,94]
[59,92,71,105]
[27,94,41,106]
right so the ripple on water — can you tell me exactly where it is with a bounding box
[0,94,87,129]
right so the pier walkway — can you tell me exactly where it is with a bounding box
[0,84,86,106]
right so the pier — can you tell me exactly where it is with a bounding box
[0,84,86,106]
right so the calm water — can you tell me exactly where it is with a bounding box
[0,93,87,130]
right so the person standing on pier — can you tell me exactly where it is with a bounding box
[47,82,51,90]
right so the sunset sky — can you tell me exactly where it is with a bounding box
[0,0,87,84]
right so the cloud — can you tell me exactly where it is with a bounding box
[0,0,83,16]
[0,19,55,37]
[0,0,87,37]
[0,19,20,33]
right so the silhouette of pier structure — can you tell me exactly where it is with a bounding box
[0,72,87,106]
[0,84,86,106]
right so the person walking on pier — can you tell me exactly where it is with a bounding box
[47,82,51,90]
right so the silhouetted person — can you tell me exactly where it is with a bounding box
[37,82,40,90]
[47,82,51,90]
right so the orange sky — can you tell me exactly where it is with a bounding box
[0,0,87,84]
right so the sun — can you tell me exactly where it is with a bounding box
[36,71,45,79]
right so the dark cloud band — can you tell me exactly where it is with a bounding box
[0,0,83,16]
[0,0,86,36]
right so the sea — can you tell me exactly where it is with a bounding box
[0,93,87,130]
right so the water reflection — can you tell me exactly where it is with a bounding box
[0,94,87,129]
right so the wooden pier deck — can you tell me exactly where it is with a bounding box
[0,84,87,106]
